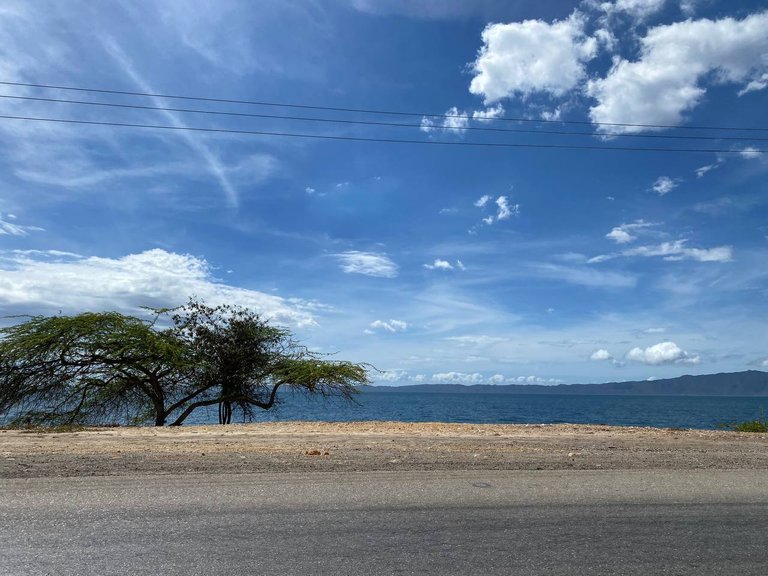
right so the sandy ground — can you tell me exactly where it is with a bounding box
[1,421,767,478]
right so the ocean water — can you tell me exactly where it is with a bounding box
[184,388,768,430]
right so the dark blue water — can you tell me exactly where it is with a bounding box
[185,389,768,430]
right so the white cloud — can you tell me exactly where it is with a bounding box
[377,370,409,382]
[0,249,318,326]
[423,258,466,272]
[472,104,505,122]
[469,12,598,102]
[367,319,408,333]
[740,147,763,160]
[604,0,667,19]
[431,371,485,384]
[644,327,666,334]
[420,106,469,135]
[0,213,43,237]
[104,39,242,208]
[652,176,678,196]
[445,335,506,347]
[334,251,399,278]
[590,348,613,361]
[625,341,700,365]
[606,228,633,244]
[695,163,720,178]
[305,186,317,194]
[474,195,492,207]
[541,107,562,121]
[624,240,732,262]
[591,239,733,263]
[495,196,518,221]
[738,72,768,96]
[588,12,768,133]
[605,220,655,244]
[476,195,519,226]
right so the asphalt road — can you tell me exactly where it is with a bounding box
[2,470,767,575]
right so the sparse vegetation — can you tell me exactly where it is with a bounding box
[720,407,768,433]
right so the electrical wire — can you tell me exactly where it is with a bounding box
[0,113,762,154]
[2,80,766,133]
[2,93,767,143]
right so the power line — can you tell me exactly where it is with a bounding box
[0,113,762,154]
[2,80,766,133]
[2,93,767,143]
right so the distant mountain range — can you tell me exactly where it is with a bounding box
[370,370,768,397]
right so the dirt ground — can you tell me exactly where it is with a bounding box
[1,421,767,478]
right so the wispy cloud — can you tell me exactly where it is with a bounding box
[605,220,657,244]
[366,319,408,334]
[651,176,678,196]
[424,258,465,271]
[740,147,764,160]
[0,213,43,236]
[590,240,732,263]
[102,38,241,208]
[334,251,399,278]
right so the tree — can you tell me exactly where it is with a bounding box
[0,301,370,427]
[0,312,192,426]
[163,300,369,426]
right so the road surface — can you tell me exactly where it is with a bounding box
[2,470,767,575]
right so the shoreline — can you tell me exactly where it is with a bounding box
[2,421,767,479]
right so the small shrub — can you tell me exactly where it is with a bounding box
[732,419,768,433]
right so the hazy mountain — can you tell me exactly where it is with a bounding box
[370,371,768,396]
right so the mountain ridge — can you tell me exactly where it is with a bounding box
[370,370,768,396]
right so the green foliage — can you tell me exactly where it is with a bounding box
[0,299,370,427]
[720,407,768,433]
[0,312,191,426]
[732,420,768,433]
[163,300,370,426]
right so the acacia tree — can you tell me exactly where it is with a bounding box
[0,301,370,427]
[0,312,192,426]
[164,300,369,426]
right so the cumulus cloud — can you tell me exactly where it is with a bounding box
[590,348,613,361]
[0,249,318,326]
[605,220,655,244]
[431,371,485,384]
[334,251,399,278]
[366,319,408,333]
[421,105,506,137]
[475,195,519,226]
[625,341,700,365]
[588,12,768,133]
[472,104,505,122]
[495,196,517,220]
[740,147,763,160]
[469,12,598,102]
[652,176,678,196]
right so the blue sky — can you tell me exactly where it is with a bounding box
[0,0,767,385]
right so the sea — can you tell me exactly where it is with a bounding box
[184,388,768,430]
